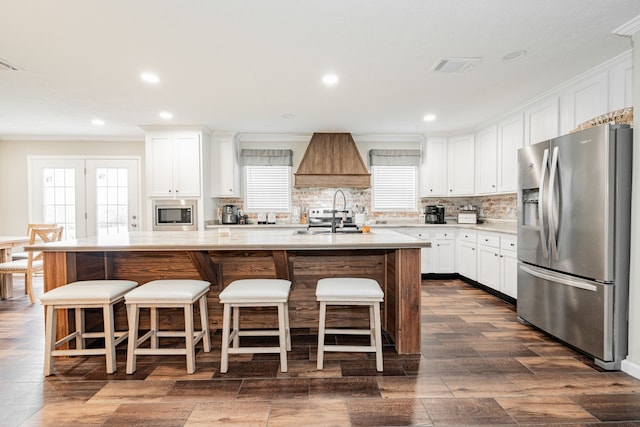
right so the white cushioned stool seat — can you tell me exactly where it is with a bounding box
[316,277,384,372]
[40,280,138,376]
[218,279,292,373]
[125,279,211,374]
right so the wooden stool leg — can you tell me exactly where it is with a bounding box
[199,295,211,352]
[277,302,288,373]
[220,303,232,373]
[126,303,139,374]
[374,302,383,372]
[317,301,327,370]
[44,304,56,376]
[103,303,117,374]
[184,303,196,374]
[26,271,35,304]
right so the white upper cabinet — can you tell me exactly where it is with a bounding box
[146,131,202,198]
[210,132,241,197]
[447,134,475,196]
[559,71,608,135]
[475,126,498,194]
[608,55,633,111]
[421,137,448,197]
[497,113,524,193]
[524,97,559,146]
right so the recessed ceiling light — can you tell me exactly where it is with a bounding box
[91,118,105,126]
[159,111,173,119]
[140,72,160,84]
[322,74,339,86]
[502,50,527,61]
[423,114,437,122]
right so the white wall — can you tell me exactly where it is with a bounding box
[621,32,640,379]
[0,139,144,234]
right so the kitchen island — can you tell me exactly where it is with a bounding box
[30,228,429,354]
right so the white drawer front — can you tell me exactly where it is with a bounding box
[433,230,454,240]
[501,236,517,251]
[458,231,477,243]
[478,233,500,248]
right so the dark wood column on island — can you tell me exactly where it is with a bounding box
[32,229,429,354]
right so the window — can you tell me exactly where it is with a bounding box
[369,149,420,212]
[241,149,293,212]
[371,165,418,211]
[244,165,291,212]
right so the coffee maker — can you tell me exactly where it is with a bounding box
[221,205,239,224]
[425,205,445,224]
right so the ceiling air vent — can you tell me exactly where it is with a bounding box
[431,57,482,73]
[0,57,21,71]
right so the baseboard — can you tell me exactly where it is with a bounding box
[621,358,640,379]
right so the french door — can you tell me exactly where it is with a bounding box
[29,157,140,238]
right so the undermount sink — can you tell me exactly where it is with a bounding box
[294,228,363,235]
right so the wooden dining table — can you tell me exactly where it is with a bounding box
[0,236,29,299]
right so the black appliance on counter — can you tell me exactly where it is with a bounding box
[425,205,445,224]
[221,205,239,224]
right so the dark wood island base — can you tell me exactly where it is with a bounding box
[35,230,426,355]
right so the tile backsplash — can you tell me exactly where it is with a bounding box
[216,189,516,224]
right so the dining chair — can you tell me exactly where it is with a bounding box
[0,226,63,303]
[11,223,58,261]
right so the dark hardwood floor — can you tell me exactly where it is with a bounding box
[2,276,640,426]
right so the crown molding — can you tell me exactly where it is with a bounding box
[612,15,640,36]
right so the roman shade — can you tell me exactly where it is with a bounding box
[240,149,293,167]
[369,149,421,167]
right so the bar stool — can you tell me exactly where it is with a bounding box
[316,277,384,372]
[40,280,138,376]
[218,279,292,373]
[124,279,211,374]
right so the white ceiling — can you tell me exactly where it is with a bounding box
[1,0,639,140]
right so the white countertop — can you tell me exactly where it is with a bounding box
[28,228,431,252]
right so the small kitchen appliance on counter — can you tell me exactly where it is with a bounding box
[221,205,239,224]
[425,205,445,224]
[457,205,478,224]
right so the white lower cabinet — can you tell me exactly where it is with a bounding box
[477,232,518,298]
[431,230,456,273]
[477,233,501,291]
[394,227,516,298]
[499,236,518,298]
[457,231,477,281]
[395,228,455,274]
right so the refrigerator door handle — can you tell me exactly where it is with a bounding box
[519,264,598,292]
[548,146,559,260]
[538,148,549,259]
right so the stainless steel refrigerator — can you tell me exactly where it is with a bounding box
[517,124,632,370]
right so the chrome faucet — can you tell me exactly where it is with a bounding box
[331,189,347,233]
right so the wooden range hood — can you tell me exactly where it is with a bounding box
[294,133,371,188]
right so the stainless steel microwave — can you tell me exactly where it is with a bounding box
[153,199,197,231]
